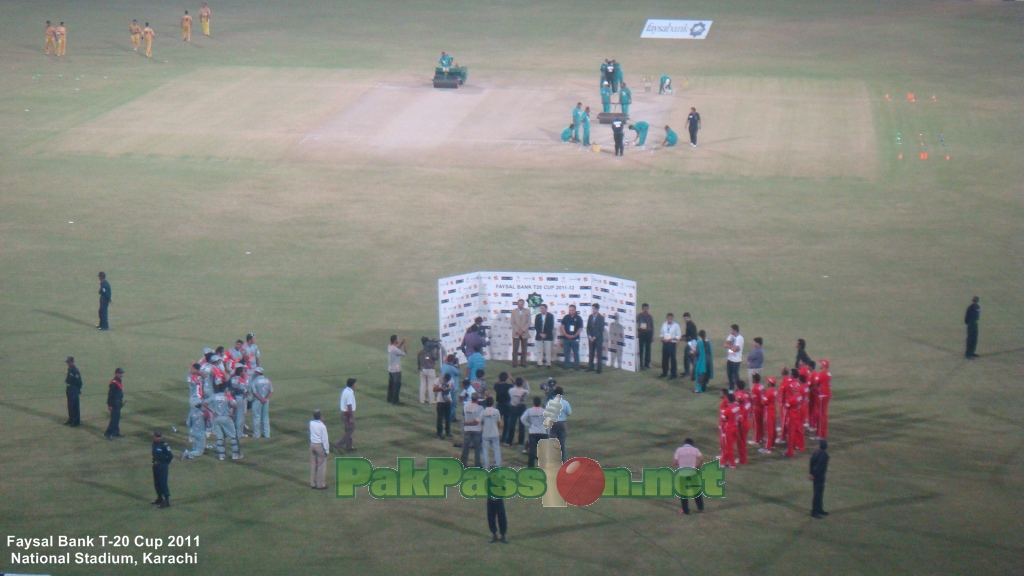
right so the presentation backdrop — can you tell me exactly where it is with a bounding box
[438,272,639,372]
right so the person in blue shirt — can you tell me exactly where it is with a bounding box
[663,125,678,147]
[600,81,612,113]
[466,346,486,384]
[572,103,583,143]
[97,271,112,330]
[561,124,575,143]
[438,51,453,68]
[441,355,462,421]
[581,107,592,146]
[619,82,632,115]
[629,121,649,146]
[549,386,572,463]
[659,75,672,94]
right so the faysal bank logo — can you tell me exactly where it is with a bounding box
[333,397,724,507]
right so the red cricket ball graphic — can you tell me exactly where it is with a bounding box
[556,457,605,506]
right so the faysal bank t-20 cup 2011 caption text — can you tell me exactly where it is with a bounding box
[5,534,200,568]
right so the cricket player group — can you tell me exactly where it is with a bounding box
[182,334,272,461]
[717,360,832,467]
[45,2,211,60]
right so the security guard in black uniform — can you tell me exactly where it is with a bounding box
[151,431,174,508]
[64,357,82,426]
[104,368,124,440]
[611,118,625,156]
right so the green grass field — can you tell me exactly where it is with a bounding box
[1,0,1022,574]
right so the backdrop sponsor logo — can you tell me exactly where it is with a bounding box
[640,19,713,39]
[438,272,638,371]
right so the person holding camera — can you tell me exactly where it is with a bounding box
[387,335,407,405]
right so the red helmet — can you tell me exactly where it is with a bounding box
[819,360,830,369]
[766,377,777,385]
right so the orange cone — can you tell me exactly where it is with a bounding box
[885,94,891,101]
[898,153,903,159]
[919,152,928,160]
[907,92,915,102]
[945,155,950,160]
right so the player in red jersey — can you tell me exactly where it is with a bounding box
[734,381,751,464]
[750,374,765,445]
[761,377,778,453]
[798,373,812,432]
[719,391,740,467]
[784,389,802,457]
[814,360,832,439]
[718,389,730,461]
[778,367,793,443]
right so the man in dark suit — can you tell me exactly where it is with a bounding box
[809,439,830,518]
[964,296,980,359]
[97,272,112,330]
[586,303,606,374]
[534,304,555,368]
[64,356,82,426]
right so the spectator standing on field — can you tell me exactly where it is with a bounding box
[493,372,513,443]
[659,313,681,379]
[434,373,454,440]
[461,394,484,468]
[673,439,705,515]
[387,335,407,405]
[64,356,82,426]
[521,397,547,467]
[309,410,329,490]
[636,304,654,370]
[506,377,529,446]
[747,337,764,382]
[481,397,502,469]
[335,378,357,452]
[441,354,462,422]
[681,313,697,378]
[725,325,744,390]
[417,338,437,404]
[964,296,980,359]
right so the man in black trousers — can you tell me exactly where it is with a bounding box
[586,303,605,374]
[612,118,625,156]
[964,296,980,359]
[636,304,654,370]
[151,431,174,508]
[64,356,82,426]
[809,439,830,518]
[97,272,112,330]
[105,368,125,440]
[487,474,509,543]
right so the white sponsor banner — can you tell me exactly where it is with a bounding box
[640,19,713,39]
[438,272,639,372]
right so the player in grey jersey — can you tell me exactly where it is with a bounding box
[207,384,242,460]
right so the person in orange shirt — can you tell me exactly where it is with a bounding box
[55,22,67,57]
[182,11,193,42]
[199,3,211,36]
[813,360,832,440]
[45,21,57,55]
[142,23,155,58]
[129,20,142,51]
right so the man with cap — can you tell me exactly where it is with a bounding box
[600,81,612,113]
[97,272,111,330]
[104,368,125,440]
[64,357,83,426]
[182,399,206,459]
[964,296,980,359]
[151,431,174,508]
[335,378,357,452]
[618,82,632,116]
[207,383,242,461]
[229,366,249,438]
[809,439,830,518]
[244,333,261,374]
[249,367,273,438]
[611,117,625,156]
